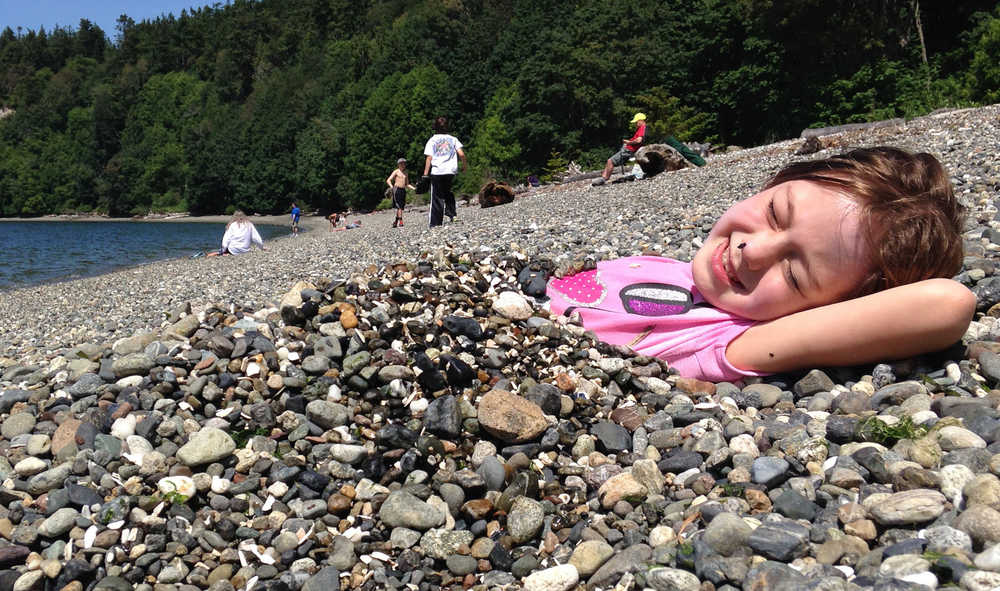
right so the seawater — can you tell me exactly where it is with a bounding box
[0,220,289,291]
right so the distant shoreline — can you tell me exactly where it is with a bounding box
[0,212,330,231]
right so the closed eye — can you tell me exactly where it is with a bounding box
[768,198,778,228]
[785,261,801,293]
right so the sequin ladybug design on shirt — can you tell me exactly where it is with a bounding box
[548,268,694,317]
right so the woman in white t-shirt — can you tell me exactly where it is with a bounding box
[208,210,266,256]
[422,116,467,228]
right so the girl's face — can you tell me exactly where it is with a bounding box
[691,180,871,321]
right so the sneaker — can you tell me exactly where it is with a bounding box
[591,177,606,186]
[398,220,404,227]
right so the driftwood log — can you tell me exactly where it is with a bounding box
[478,181,515,208]
[634,144,690,178]
[800,118,904,139]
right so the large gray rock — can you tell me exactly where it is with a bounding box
[869,489,947,525]
[588,544,652,589]
[112,353,155,378]
[747,520,810,561]
[379,491,445,530]
[703,512,752,556]
[176,427,236,466]
[306,400,349,429]
[508,497,544,543]
[418,529,474,560]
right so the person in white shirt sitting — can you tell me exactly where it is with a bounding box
[207,210,266,256]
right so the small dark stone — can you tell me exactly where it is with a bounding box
[591,421,631,454]
[772,489,818,521]
[441,316,483,340]
[424,395,462,439]
[524,383,562,416]
[825,416,859,443]
[657,450,703,473]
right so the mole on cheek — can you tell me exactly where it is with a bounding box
[769,353,775,358]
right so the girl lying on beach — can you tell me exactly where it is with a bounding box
[547,147,976,382]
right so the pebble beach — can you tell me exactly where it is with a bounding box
[0,104,1000,591]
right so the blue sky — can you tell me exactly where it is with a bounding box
[1,0,223,40]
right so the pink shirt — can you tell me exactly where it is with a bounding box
[547,256,767,382]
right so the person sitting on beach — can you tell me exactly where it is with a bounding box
[327,212,341,231]
[592,112,647,186]
[207,210,266,256]
[548,147,975,382]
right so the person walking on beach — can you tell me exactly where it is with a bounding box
[290,202,301,235]
[386,158,416,227]
[423,116,467,227]
[208,210,266,256]
[592,112,647,186]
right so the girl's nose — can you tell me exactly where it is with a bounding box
[741,234,783,271]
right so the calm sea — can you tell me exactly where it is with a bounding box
[0,220,290,291]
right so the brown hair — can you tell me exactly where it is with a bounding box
[765,146,964,297]
[433,116,448,133]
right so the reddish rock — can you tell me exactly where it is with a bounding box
[51,419,82,454]
[675,377,716,395]
[461,499,493,520]
[194,355,217,371]
[609,407,644,432]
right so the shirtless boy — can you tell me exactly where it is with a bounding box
[386,158,416,227]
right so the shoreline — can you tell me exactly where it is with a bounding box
[0,212,332,232]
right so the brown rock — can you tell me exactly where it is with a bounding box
[837,503,868,524]
[745,489,772,514]
[597,473,647,509]
[110,402,133,420]
[340,309,358,330]
[51,419,82,455]
[194,355,217,372]
[609,407,644,432]
[844,519,877,540]
[93,529,120,548]
[461,499,493,520]
[675,377,715,395]
[555,373,576,392]
[328,494,352,514]
[477,390,548,443]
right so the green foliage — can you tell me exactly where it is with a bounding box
[630,87,718,144]
[540,150,567,183]
[964,5,1000,104]
[855,415,929,445]
[0,0,997,216]
[230,426,270,448]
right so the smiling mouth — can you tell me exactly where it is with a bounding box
[716,239,745,290]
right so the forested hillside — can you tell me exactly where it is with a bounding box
[0,0,997,216]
